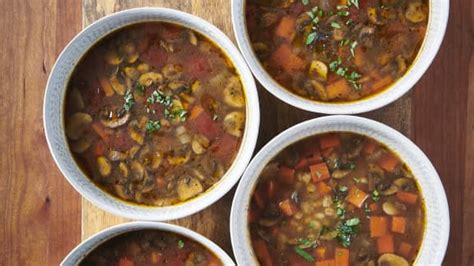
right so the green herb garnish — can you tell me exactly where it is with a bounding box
[306,32,318,45]
[371,189,381,202]
[350,41,358,56]
[331,21,341,29]
[348,0,359,9]
[297,238,318,249]
[336,218,360,247]
[294,247,315,262]
[135,83,144,94]
[178,240,185,249]
[123,90,135,112]
[145,120,161,133]
[302,0,310,5]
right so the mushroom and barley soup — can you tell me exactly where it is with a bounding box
[80,230,222,266]
[249,132,424,266]
[65,22,246,206]
[246,0,428,102]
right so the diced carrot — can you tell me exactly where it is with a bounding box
[370,216,388,237]
[189,105,204,120]
[275,16,296,41]
[98,77,115,97]
[354,47,366,68]
[278,199,297,216]
[310,162,331,183]
[398,242,412,258]
[326,79,352,100]
[94,141,105,156]
[363,140,378,155]
[150,252,162,264]
[346,186,369,208]
[118,258,134,266]
[396,191,418,205]
[92,122,110,142]
[340,0,348,5]
[377,234,394,254]
[371,75,393,92]
[315,247,327,260]
[335,248,349,266]
[253,189,265,209]
[391,216,407,234]
[279,166,296,184]
[307,150,323,164]
[317,181,332,195]
[369,203,379,212]
[271,44,305,73]
[267,180,276,199]
[315,260,335,266]
[295,158,309,170]
[377,153,400,172]
[253,239,273,266]
[320,134,341,150]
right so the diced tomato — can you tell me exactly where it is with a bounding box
[186,57,211,79]
[279,166,296,184]
[209,133,239,162]
[187,110,221,140]
[140,44,168,67]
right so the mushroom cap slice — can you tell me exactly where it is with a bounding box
[378,253,409,266]
[177,177,203,201]
[223,76,245,108]
[66,112,92,140]
[101,112,130,128]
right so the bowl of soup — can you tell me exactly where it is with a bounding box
[232,0,449,113]
[230,115,449,265]
[62,221,235,265]
[43,8,260,220]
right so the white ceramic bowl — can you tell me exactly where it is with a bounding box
[232,0,449,114]
[61,221,235,265]
[43,8,260,221]
[230,115,449,265]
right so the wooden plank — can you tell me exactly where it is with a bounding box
[81,0,412,256]
[0,0,82,265]
[412,0,472,264]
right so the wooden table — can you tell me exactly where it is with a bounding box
[0,0,472,265]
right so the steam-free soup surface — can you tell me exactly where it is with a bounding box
[246,0,428,102]
[65,22,246,206]
[249,132,424,265]
[80,230,222,266]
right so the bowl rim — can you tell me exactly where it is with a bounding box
[231,0,449,114]
[43,7,260,221]
[230,115,450,265]
[61,221,235,265]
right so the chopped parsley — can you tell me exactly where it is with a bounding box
[297,238,318,249]
[135,83,144,94]
[177,239,185,249]
[123,90,135,112]
[331,21,341,29]
[335,200,346,219]
[339,39,350,47]
[294,246,315,262]
[371,189,381,202]
[348,0,359,9]
[350,41,358,56]
[352,177,362,183]
[145,120,161,133]
[302,0,310,5]
[364,202,371,217]
[306,32,318,45]
[305,6,324,45]
[336,218,360,247]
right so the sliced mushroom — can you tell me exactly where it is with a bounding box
[145,152,162,170]
[177,177,203,201]
[252,42,269,53]
[405,1,427,23]
[396,55,407,75]
[305,80,328,101]
[118,162,129,177]
[97,156,112,177]
[188,30,198,45]
[138,72,163,86]
[332,169,352,179]
[309,60,328,80]
[382,201,404,215]
[124,67,139,79]
[128,124,144,145]
[223,76,245,108]
[192,134,210,155]
[101,112,130,128]
[359,26,375,48]
[167,146,191,165]
[128,145,141,159]
[168,80,188,91]
[137,63,150,73]
[108,150,127,161]
[114,184,133,199]
[127,53,139,64]
[394,178,414,191]
[68,88,84,111]
[130,160,144,181]
[66,112,92,140]
[70,135,92,153]
[162,64,183,80]
[223,111,244,137]
[191,80,202,93]
[367,7,384,25]
[378,253,409,266]
[104,50,123,65]
[110,76,126,95]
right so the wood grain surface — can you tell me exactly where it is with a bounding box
[0,0,472,265]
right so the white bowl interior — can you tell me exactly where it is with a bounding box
[231,0,449,114]
[61,221,235,265]
[44,8,259,221]
[230,115,449,265]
